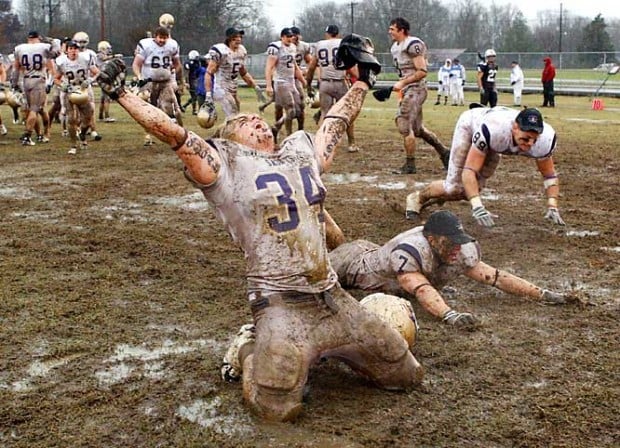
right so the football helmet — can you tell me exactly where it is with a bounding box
[73,31,90,49]
[159,13,175,29]
[97,40,112,54]
[305,89,320,109]
[137,89,151,102]
[197,101,217,129]
[360,293,418,349]
[188,50,199,61]
[7,89,25,107]
[68,86,90,105]
[484,48,496,58]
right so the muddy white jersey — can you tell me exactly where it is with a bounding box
[190,131,337,294]
[294,40,311,68]
[312,38,344,80]
[208,43,248,93]
[134,37,179,80]
[78,48,97,68]
[267,41,297,83]
[390,35,427,79]
[56,55,91,86]
[346,227,480,294]
[468,107,557,159]
[14,42,54,77]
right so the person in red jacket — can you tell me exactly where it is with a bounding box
[541,56,556,107]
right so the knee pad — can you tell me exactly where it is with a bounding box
[244,340,306,422]
[253,338,303,391]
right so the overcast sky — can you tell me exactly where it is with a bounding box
[266,0,619,32]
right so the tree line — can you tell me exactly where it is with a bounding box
[4,0,617,69]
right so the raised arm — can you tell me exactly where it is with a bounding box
[314,34,381,171]
[98,58,221,186]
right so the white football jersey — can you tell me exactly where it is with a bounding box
[390,35,427,79]
[14,42,54,77]
[56,55,92,86]
[468,107,557,159]
[267,41,297,82]
[134,37,180,80]
[208,43,248,92]
[312,38,343,81]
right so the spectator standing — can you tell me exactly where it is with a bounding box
[435,59,451,105]
[449,58,466,106]
[510,61,524,106]
[541,56,555,107]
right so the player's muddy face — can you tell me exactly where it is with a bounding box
[513,128,539,152]
[235,114,274,152]
[431,236,462,264]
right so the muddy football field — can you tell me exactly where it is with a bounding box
[1,91,618,447]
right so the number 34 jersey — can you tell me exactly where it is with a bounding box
[191,131,336,294]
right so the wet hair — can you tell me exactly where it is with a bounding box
[154,26,170,38]
[216,114,249,141]
[390,17,410,33]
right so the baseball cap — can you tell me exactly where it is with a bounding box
[423,210,475,245]
[290,26,301,35]
[66,40,80,49]
[515,108,544,133]
[280,27,294,37]
[225,27,244,38]
[28,30,40,39]
[325,24,339,35]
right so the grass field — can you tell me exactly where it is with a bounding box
[1,89,619,447]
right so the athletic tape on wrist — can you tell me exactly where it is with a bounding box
[469,196,483,209]
[543,177,558,189]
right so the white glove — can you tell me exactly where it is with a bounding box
[254,86,266,104]
[442,309,479,329]
[541,289,567,305]
[472,205,494,227]
[544,207,565,226]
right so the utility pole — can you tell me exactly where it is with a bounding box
[558,2,563,53]
[100,0,106,41]
[42,0,61,35]
[350,2,356,34]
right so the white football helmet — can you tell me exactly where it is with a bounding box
[484,48,496,58]
[197,101,217,129]
[73,31,89,49]
[188,50,199,61]
[159,13,175,29]
[97,40,112,54]
[360,293,418,349]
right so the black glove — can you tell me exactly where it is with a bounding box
[511,81,516,86]
[438,80,442,85]
[357,63,379,88]
[98,58,127,100]
[45,84,52,94]
[137,78,149,88]
[372,87,393,102]
[461,80,465,86]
